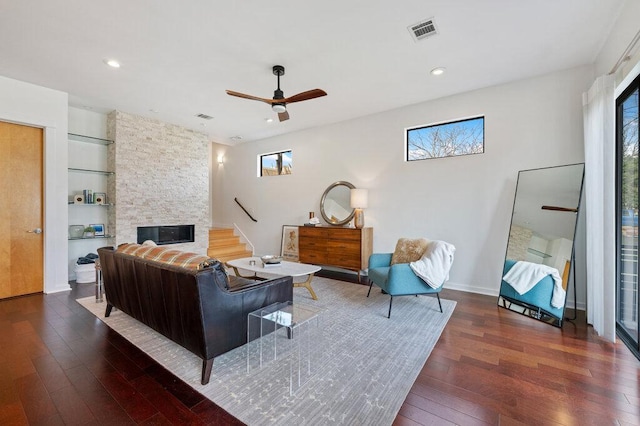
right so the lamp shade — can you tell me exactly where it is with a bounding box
[350,188,368,209]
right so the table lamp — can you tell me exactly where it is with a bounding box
[350,188,368,229]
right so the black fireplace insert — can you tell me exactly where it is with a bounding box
[137,225,195,245]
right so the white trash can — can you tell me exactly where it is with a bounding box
[75,262,96,283]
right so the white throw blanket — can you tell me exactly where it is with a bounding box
[502,261,566,308]
[409,241,456,289]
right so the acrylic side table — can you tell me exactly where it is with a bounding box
[247,301,322,395]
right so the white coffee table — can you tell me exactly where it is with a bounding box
[226,257,321,300]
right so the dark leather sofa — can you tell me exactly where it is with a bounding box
[97,246,293,385]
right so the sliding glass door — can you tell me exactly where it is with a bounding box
[617,73,640,357]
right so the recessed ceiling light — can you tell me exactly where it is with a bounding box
[104,59,121,68]
[430,67,446,76]
[149,109,159,113]
[265,118,274,123]
[230,136,243,141]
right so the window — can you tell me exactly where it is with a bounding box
[260,150,292,176]
[616,72,640,359]
[406,116,484,161]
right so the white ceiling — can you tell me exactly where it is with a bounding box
[0,0,624,145]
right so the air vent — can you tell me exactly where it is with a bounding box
[196,113,214,120]
[408,18,438,42]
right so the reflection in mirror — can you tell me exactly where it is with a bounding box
[498,163,585,327]
[320,181,356,225]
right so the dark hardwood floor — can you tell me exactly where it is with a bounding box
[1,276,638,425]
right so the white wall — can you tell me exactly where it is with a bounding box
[0,75,69,294]
[218,65,593,298]
[594,0,640,81]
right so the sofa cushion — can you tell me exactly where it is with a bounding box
[117,243,217,271]
[390,238,430,265]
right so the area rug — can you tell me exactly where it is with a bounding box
[77,277,455,425]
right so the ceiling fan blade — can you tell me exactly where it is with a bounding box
[541,205,578,213]
[226,90,274,104]
[284,89,327,104]
[278,111,290,122]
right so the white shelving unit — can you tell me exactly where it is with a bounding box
[67,132,114,281]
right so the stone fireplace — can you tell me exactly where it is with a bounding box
[107,111,209,254]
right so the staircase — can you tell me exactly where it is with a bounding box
[208,228,252,262]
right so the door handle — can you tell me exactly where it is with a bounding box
[27,228,43,234]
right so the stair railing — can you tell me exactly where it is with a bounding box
[233,223,255,255]
[234,197,257,222]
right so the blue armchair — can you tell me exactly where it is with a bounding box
[367,253,443,318]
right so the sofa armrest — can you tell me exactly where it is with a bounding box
[226,275,289,293]
[369,253,392,269]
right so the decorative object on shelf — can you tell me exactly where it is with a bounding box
[69,225,84,239]
[83,189,94,204]
[83,226,96,238]
[281,225,299,261]
[94,192,106,205]
[260,255,282,267]
[90,223,105,237]
[74,193,84,204]
[305,211,320,226]
[350,188,369,229]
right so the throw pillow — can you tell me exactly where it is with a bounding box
[390,238,430,265]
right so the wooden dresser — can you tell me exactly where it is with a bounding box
[298,226,373,280]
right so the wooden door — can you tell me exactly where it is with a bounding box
[0,121,44,298]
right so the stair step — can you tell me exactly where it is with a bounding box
[208,236,241,247]
[208,228,251,263]
[209,249,253,263]
[208,244,250,256]
[209,228,236,237]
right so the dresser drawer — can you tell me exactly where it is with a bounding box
[298,236,327,250]
[298,227,329,238]
[327,239,360,252]
[299,251,327,264]
[328,255,362,270]
[327,228,361,241]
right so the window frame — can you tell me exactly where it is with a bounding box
[258,149,292,177]
[404,115,485,162]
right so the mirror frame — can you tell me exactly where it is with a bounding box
[497,163,585,328]
[320,181,356,226]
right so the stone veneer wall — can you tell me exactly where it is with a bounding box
[106,111,209,254]
[506,224,533,261]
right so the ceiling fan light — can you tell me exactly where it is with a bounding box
[272,104,286,113]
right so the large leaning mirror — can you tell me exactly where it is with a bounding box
[498,163,585,327]
[320,181,356,225]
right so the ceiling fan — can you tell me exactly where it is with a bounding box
[226,65,327,122]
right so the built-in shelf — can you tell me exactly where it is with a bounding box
[68,133,113,145]
[527,248,551,258]
[68,167,114,176]
[68,201,114,206]
[69,235,114,241]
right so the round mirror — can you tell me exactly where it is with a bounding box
[320,181,356,225]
